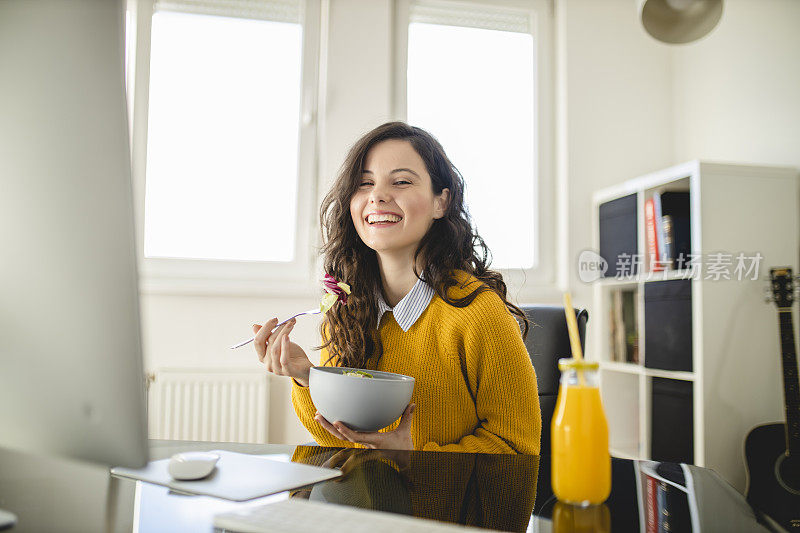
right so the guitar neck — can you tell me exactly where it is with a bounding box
[778,309,800,457]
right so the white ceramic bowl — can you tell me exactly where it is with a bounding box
[309,367,415,432]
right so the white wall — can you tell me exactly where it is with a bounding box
[672,0,800,168]
[559,0,674,312]
[321,0,395,188]
[139,293,319,444]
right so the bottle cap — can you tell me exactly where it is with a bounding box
[558,358,599,371]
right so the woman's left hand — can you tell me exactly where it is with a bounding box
[314,403,415,450]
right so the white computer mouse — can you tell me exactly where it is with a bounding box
[168,452,220,481]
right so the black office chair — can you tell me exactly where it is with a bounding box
[519,305,588,456]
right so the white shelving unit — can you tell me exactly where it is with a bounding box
[591,160,798,492]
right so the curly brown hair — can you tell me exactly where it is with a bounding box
[317,121,528,368]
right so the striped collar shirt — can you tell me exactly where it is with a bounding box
[377,277,435,332]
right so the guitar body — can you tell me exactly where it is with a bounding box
[745,423,800,530]
[745,268,800,531]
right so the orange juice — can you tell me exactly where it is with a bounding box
[551,360,611,505]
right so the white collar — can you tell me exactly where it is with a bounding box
[377,277,435,332]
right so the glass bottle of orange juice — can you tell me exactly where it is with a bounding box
[551,358,611,505]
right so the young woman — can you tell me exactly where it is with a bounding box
[253,122,541,453]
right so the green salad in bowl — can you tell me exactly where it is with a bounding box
[342,370,374,378]
[309,367,414,432]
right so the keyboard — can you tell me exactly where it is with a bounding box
[213,498,502,533]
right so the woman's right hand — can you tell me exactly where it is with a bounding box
[253,318,313,386]
[322,448,411,474]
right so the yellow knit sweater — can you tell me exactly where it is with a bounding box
[291,272,541,454]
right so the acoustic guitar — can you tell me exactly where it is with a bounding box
[744,267,800,531]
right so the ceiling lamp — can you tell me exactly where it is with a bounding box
[638,0,723,44]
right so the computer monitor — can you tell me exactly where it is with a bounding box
[0,0,148,475]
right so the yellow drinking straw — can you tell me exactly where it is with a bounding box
[563,292,586,385]
[563,292,584,360]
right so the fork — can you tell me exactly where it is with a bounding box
[229,308,321,349]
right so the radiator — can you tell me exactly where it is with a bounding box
[146,368,270,443]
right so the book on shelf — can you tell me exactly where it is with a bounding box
[653,192,666,269]
[657,480,669,532]
[645,474,658,533]
[645,198,664,272]
[610,290,624,362]
[608,289,638,363]
[661,214,674,268]
[622,290,639,363]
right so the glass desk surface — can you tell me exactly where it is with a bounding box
[0,440,769,532]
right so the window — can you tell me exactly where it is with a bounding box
[129,0,321,293]
[145,10,302,262]
[402,0,553,280]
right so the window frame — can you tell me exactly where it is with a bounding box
[128,0,322,297]
[394,0,556,295]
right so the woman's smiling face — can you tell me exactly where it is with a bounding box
[350,139,449,258]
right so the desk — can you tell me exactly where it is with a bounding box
[0,440,767,532]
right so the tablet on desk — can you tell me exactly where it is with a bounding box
[111,450,341,501]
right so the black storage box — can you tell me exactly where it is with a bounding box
[644,279,692,372]
[599,194,638,278]
[650,377,694,464]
